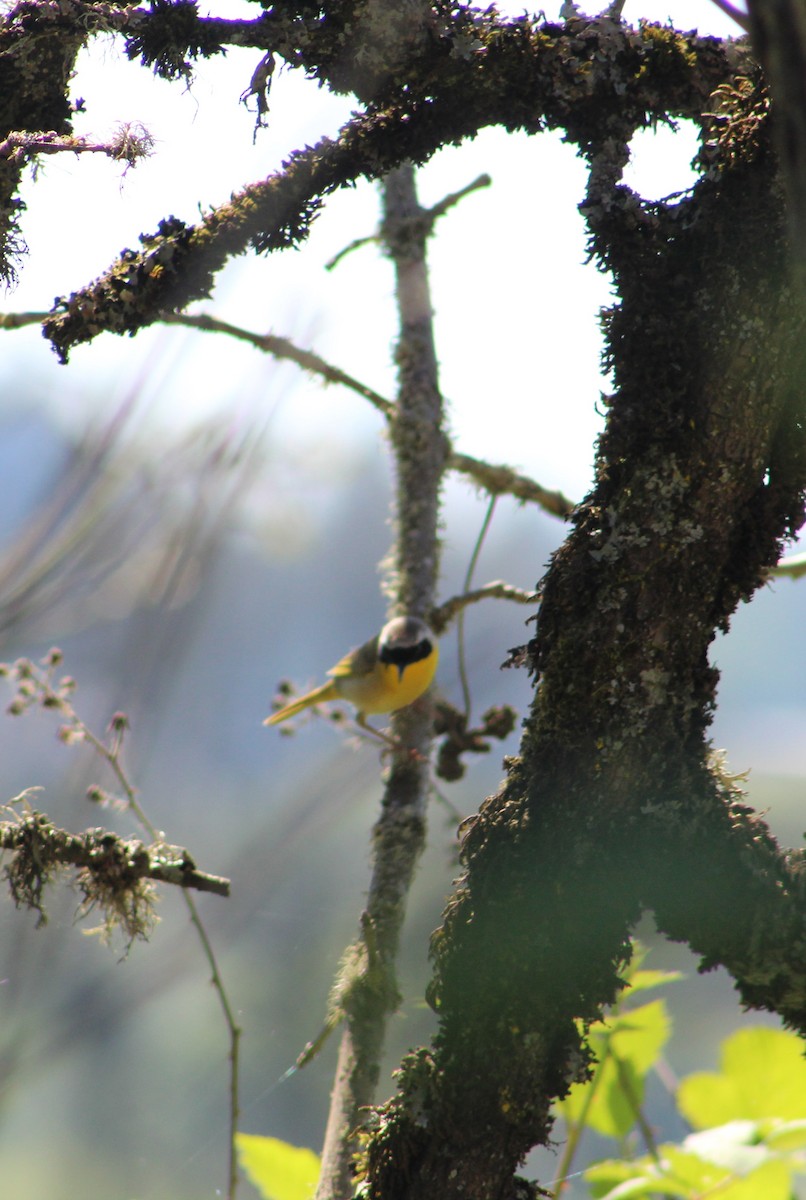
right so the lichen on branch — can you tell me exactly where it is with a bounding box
[35,14,742,360]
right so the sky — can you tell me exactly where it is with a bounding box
[9,0,800,778]
[2,0,742,505]
[10,7,806,1199]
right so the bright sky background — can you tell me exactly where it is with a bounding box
[3,0,742,506]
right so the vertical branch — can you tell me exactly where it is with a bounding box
[382,164,448,616]
[314,163,447,1200]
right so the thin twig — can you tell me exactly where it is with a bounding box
[325,174,491,271]
[426,173,492,222]
[325,234,379,271]
[429,581,538,634]
[449,451,576,516]
[160,312,393,418]
[771,550,806,579]
[161,313,572,516]
[708,0,751,31]
[184,888,242,1198]
[0,310,49,329]
[457,496,498,720]
[0,303,577,518]
[0,304,577,518]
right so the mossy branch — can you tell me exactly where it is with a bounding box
[32,16,742,361]
[0,124,153,167]
[314,162,448,1200]
[0,810,229,935]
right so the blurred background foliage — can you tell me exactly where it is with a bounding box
[1,3,805,1197]
[0,363,804,1200]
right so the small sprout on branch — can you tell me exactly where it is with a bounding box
[57,724,85,744]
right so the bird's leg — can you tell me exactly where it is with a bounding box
[354,712,401,749]
[354,713,427,761]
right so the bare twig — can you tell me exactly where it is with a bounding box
[183,888,242,1195]
[429,580,538,635]
[0,310,49,329]
[449,451,576,516]
[426,173,492,222]
[1,304,573,519]
[161,314,573,516]
[771,550,806,579]
[325,234,379,271]
[160,312,394,418]
[457,496,498,720]
[325,174,491,270]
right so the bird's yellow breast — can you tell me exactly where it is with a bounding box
[333,644,438,715]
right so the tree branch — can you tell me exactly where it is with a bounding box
[771,549,806,578]
[449,451,576,516]
[34,16,743,362]
[0,125,152,167]
[360,33,806,1200]
[429,582,538,636]
[160,312,394,418]
[0,809,230,939]
[160,315,574,517]
[315,162,447,1200]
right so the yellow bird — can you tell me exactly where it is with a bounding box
[264,616,438,741]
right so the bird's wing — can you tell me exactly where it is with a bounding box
[327,633,380,679]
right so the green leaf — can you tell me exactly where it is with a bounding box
[683,1120,770,1174]
[561,1000,671,1138]
[236,1133,320,1200]
[656,1146,735,1192]
[766,1118,806,1151]
[586,1147,793,1200]
[585,1157,690,1198]
[700,1160,792,1200]
[678,1028,806,1128]
[595,1176,688,1198]
[623,969,684,996]
[606,999,671,1075]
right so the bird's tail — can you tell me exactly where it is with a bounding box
[263,679,338,726]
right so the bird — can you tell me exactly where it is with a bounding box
[263,616,438,744]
